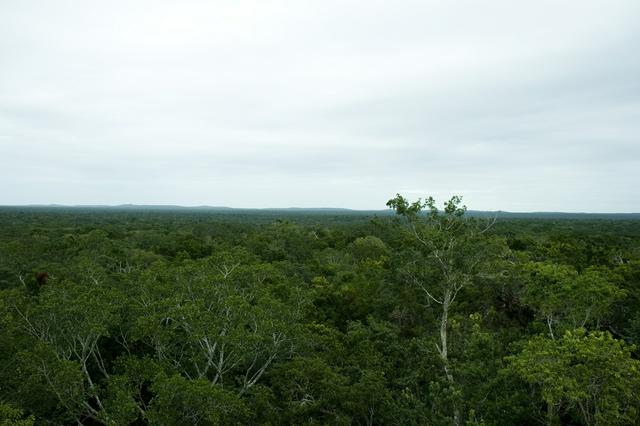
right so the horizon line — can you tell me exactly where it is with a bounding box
[0,204,639,216]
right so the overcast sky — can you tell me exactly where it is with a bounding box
[1,1,639,211]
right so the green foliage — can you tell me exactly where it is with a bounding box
[522,262,625,336]
[0,205,639,425]
[146,374,248,425]
[0,403,35,426]
[350,235,389,264]
[509,329,640,425]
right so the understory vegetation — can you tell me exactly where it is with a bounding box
[1,197,639,425]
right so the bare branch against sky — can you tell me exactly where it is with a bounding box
[1,0,638,211]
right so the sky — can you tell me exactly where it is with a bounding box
[1,0,639,212]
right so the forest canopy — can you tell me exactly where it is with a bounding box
[1,197,639,425]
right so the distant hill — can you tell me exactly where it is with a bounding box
[466,210,640,220]
[1,205,639,220]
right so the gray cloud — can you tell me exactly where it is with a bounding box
[1,0,639,211]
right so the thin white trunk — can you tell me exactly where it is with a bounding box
[437,288,460,426]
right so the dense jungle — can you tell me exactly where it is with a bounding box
[1,196,640,425]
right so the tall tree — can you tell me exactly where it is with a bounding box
[387,194,506,425]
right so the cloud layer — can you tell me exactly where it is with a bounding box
[1,0,639,211]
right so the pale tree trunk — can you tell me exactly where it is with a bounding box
[438,288,461,426]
